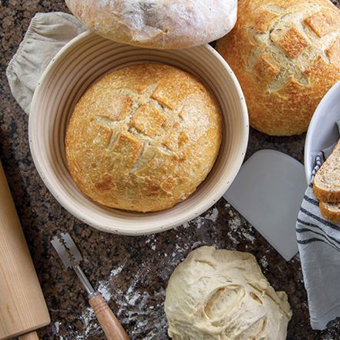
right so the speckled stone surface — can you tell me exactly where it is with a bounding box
[1,1,340,339]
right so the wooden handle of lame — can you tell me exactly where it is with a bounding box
[89,295,129,340]
[18,331,39,340]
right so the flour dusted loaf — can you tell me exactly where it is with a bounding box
[216,0,340,136]
[165,246,292,340]
[66,63,222,212]
[65,0,237,49]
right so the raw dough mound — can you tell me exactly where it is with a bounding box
[165,246,292,340]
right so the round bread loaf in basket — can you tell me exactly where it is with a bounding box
[29,32,248,235]
[65,63,222,212]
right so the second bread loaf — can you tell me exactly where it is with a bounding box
[216,0,340,136]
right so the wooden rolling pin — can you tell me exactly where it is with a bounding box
[0,161,50,340]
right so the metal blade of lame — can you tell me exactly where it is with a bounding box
[51,236,73,268]
[60,232,82,264]
[51,233,95,296]
[51,233,82,268]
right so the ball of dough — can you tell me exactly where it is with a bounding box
[65,0,237,49]
[216,0,340,136]
[165,246,292,340]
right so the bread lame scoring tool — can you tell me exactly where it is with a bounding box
[51,233,129,340]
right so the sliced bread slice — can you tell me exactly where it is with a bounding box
[313,139,340,203]
[320,201,340,223]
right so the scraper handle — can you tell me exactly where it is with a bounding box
[89,294,129,340]
[19,331,39,340]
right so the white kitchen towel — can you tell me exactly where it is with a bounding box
[6,12,87,114]
[297,121,340,330]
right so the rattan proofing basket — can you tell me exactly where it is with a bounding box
[29,32,249,235]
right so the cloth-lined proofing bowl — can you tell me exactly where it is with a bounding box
[29,31,248,235]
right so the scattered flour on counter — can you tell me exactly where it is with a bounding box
[182,216,207,229]
[53,321,65,340]
[79,307,100,338]
[53,321,61,334]
[259,256,269,269]
[226,214,241,245]
[58,267,168,339]
[97,265,126,302]
[97,280,112,302]
[242,231,256,243]
[204,207,219,222]
[52,204,264,339]
[182,221,190,229]
[227,231,239,245]
[52,266,126,339]
[110,265,124,277]
[181,207,219,229]
[113,269,168,339]
[52,307,101,340]
[226,210,256,245]
[228,214,242,232]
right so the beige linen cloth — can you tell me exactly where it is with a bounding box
[6,12,87,114]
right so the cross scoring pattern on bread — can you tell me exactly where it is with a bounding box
[93,83,181,171]
[65,64,222,212]
[216,0,340,136]
[248,3,340,92]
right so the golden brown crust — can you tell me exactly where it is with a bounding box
[254,10,279,33]
[253,55,280,83]
[216,0,340,136]
[320,201,340,223]
[313,139,340,202]
[66,63,222,212]
[304,8,340,37]
[271,27,309,59]
[326,37,340,68]
[314,186,340,203]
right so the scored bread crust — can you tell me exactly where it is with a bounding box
[313,139,340,203]
[320,201,340,223]
[65,0,237,49]
[66,63,222,212]
[216,0,340,136]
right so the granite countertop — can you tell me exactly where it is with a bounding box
[1,1,340,339]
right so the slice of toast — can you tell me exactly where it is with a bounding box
[320,201,340,223]
[313,139,340,203]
